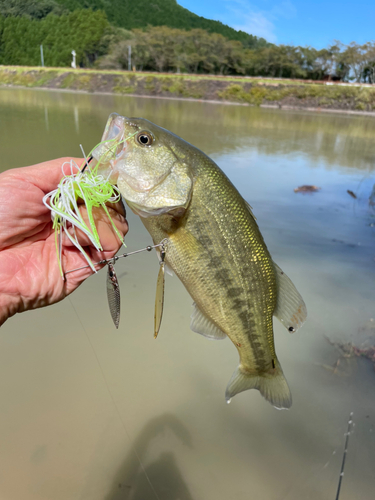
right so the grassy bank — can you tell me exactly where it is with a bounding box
[1,66,375,113]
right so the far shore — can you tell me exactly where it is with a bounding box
[1,66,375,116]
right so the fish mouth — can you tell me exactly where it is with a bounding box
[102,113,127,143]
[102,113,129,160]
[92,113,129,172]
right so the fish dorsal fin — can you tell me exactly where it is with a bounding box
[190,303,227,340]
[272,261,307,333]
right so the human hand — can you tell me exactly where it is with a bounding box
[0,158,128,325]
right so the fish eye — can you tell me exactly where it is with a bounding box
[136,131,153,146]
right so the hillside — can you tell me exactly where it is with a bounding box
[54,0,267,47]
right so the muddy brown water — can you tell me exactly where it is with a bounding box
[0,87,374,500]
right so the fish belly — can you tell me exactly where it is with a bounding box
[141,166,277,375]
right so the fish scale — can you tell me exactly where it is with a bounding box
[145,158,276,373]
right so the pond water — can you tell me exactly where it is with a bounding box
[0,88,374,500]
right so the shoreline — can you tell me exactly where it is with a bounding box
[3,84,375,117]
[1,66,375,117]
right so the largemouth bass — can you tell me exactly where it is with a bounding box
[94,113,307,409]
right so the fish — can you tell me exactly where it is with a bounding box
[93,113,307,409]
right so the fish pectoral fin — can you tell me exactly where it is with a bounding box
[225,360,292,409]
[165,264,174,277]
[190,303,227,340]
[272,261,307,333]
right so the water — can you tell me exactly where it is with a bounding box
[0,88,374,500]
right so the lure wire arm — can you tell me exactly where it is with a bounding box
[64,239,169,276]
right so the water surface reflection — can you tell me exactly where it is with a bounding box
[1,88,375,172]
[0,88,374,500]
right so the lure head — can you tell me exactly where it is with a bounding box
[93,113,194,217]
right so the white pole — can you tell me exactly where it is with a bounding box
[128,45,131,71]
[71,50,76,69]
[40,45,44,67]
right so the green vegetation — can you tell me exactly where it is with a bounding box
[100,26,247,75]
[0,0,65,19]
[1,0,375,84]
[52,0,265,46]
[0,8,108,67]
[0,0,267,73]
[218,81,375,110]
[99,27,375,83]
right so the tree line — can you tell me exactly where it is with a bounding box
[1,3,375,83]
[0,8,108,67]
[101,27,375,83]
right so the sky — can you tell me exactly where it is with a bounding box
[178,0,374,49]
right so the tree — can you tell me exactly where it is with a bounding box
[340,42,369,82]
[0,0,65,19]
[0,8,108,67]
[362,42,375,83]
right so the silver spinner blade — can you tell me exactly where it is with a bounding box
[106,261,120,329]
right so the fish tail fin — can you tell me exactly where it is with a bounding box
[225,359,292,410]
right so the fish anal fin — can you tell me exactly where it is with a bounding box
[190,303,227,340]
[272,261,307,333]
[225,360,292,409]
